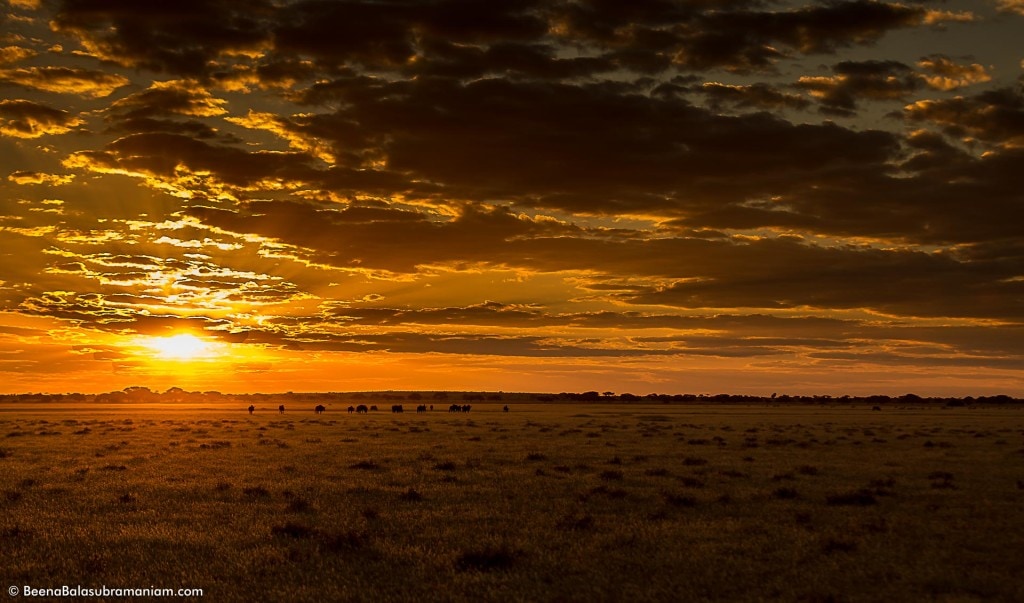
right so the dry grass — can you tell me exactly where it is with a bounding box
[1,402,1023,602]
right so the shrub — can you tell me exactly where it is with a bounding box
[662,492,698,507]
[285,497,312,513]
[271,522,314,539]
[454,545,520,572]
[557,513,595,531]
[822,538,858,554]
[826,490,877,506]
[399,488,423,502]
[320,530,369,553]
[350,460,380,470]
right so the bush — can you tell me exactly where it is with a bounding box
[826,490,877,506]
[454,545,520,572]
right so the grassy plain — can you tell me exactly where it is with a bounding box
[1,401,1023,602]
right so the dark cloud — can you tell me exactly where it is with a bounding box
[183,197,1022,320]
[696,82,811,112]
[101,80,232,137]
[284,77,899,213]
[66,132,315,188]
[106,81,227,119]
[51,0,274,76]
[0,99,83,137]
[797,60,919,115]
[903,86,1024,147]
[48,0,945,81]
[627,237,1023,320]
[557,0,933,72]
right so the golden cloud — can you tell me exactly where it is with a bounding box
[7,170,75,186]
[0,99,83,138]
[0,66,129,98]
[996,1,1024,15]
[918,56,991,91]
[0,45,36,64]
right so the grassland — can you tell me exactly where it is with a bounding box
[2,401,1023,602]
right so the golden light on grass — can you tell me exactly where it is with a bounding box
[141,333,223,361]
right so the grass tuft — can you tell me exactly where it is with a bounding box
[243,486,271,498]
[826,490,877,506]
[271,521,314,539]
[454,545,521,572]
[662,492,698,507]
[399,488,423,502]
[350,460,380,470]
[557,513,595,531]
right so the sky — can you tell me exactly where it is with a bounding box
[0,0,1022,396]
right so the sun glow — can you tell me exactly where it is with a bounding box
[143,334,222,360]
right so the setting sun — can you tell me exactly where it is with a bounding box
[143,334,220,361]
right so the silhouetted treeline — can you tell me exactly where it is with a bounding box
[0,386,1020,406]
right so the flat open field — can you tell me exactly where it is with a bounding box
[2,402,1023,602]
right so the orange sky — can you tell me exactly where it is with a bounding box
[0,0,1022,396]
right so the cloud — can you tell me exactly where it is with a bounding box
[107,80,229,118]
[625,237,1023,320]
[0,45,36,64]
[0,66,128,97]
[50,0,273,75]
[0,99,83,137]
[7,170,75,185]
[903,87,1024,147]
[994,0,1024,16]
[553,0,935,73]
[101,80,233,138]
[797,60,919,115]
[284,77,899,213]
[179,195,1024,321]
[45,0,951,81]
[917,55,992,91]
[65,132,315,190]
[695,82,811,112]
